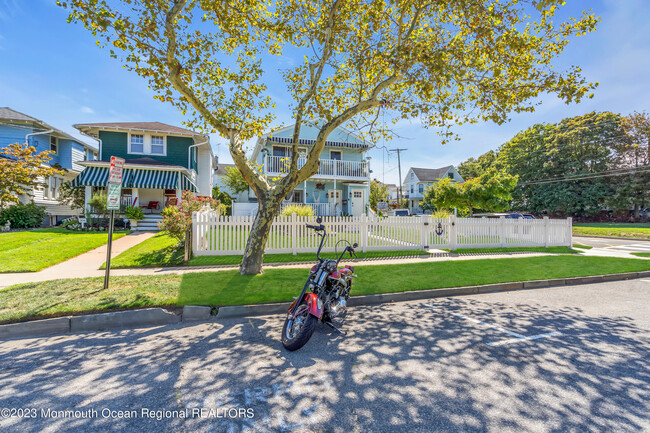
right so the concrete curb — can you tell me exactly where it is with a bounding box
[1,272,648,339]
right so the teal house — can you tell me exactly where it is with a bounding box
[237,121,372,216]
[71,122,213,229]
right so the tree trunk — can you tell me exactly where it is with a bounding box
[239,193,285,275]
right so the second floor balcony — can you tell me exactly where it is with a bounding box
[263,155,369,180]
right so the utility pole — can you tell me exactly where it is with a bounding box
[389,148,407,205]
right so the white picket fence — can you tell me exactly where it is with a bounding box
[192,213,573,256]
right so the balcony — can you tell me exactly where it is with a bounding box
[264,155,369,180]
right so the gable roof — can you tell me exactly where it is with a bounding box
[0,107,95,150]
[214,163,236,175]
[410,166,453,182]
[74,121,201,136]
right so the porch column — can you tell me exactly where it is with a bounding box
[333,179,337,216]
[132,188,139,207]
[303,181,307,204]
[84,186,92,213]
[176,171,182,201]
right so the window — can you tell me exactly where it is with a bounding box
[448,172,454,179]
[50,136,58,154]
[151,136,164,154]
[130,134,144,153]
[410,172,414,180]
[419,184,424,193]
[353,191,362,198]
[330,151,342,160]
[272,146,288,157]
[410,185,414,193]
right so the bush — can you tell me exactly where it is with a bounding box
[431,210,453,218]
[159,191,221,244]
[280,204,315,217]
[124,205,144,221]
[88,192,108,218]
[0,202,47,228]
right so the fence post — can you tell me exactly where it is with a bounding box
[499,216,505,248]
[567,217,573,247]
[361,213,368,252]
[449,215,457,251]
[421,215,429,250]
[543,216,549,247]
[291,213,297,255]
[192,212,198,257]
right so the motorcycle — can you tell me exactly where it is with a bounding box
[281,217,358,351]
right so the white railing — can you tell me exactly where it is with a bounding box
[193,214,573,256]
[280,202,340,216]
[264,155,369,179]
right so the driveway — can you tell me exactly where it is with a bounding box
[1,279,648,432]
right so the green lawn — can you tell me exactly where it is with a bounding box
[443,246,577,254]
[2,255,648,323]
[0,228,129,273]
[107,233,430,268]
[573,223,650,239]
[631,252,650,258]
[572,244,593,250]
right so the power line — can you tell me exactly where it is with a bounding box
[519,165,650,185]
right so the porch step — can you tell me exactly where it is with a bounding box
[134,214,163,231]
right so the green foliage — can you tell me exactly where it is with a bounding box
[369,180,389,212]
[423,170,517,215]
[280,204,314,217]
[159,191,220,244]
[124,205,144,221]
[222,166,249,196]
[88,192,108,217]
[457,151,500,180]
[0,142,64,206]
[212,185,233,216]
[58,182,85,210]
[430,210,453,218]
[0,202,47,229]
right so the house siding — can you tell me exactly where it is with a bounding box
[99,130,194,169]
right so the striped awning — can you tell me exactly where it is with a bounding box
[266,136,370,149]
[69,166,197,192]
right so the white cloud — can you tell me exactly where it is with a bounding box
[81,106,95,114]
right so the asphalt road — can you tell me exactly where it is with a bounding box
[1,279,649,433]
[574,235,650,253]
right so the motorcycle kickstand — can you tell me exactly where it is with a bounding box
[325,321,347,336]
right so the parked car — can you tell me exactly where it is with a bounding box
[387,209,410,217]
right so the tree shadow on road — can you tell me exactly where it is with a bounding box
[0,296,648,433]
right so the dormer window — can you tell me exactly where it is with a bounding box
[50,136,58,154]
[130,134,144,153]
[448,172,454,179]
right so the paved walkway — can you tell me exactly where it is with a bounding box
[0,232,156,288]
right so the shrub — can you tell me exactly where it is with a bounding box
[88,192,108,218]
[280,204,315,217]
[124,205,144,221]
[431,210,453,218]
[159,191,220,244]
[0,202,47,228]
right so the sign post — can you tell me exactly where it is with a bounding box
[104,156,125,290]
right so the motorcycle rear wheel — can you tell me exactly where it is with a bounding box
[282,300,316,351]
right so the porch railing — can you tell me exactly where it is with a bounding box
[264,155,369,179]
[280,202,340,216]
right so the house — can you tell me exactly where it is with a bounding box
[0,107,98,225]
[70,122,213,229]
[384,183,398,202]
[403,166,464,213]
[235,121,372,216]
[212,160,248,202]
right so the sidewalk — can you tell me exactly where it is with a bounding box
[1,231,156,288]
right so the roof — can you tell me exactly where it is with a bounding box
[0,107,95,150]
[74,121,201,136]
[410,166,453,182]
[214,163,236,175]
[0,107,41,123]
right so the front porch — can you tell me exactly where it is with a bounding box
[282,179,369,216]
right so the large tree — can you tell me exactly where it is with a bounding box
[60,0,598,274]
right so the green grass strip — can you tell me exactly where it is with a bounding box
[1,255,648,324]
[442,246,577,254]
[573,223,650,239]
[631,252,650,258]
[572,244,593,250]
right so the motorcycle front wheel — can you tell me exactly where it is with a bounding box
[281,300,316,351]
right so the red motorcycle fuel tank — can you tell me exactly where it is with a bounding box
[287,292,323,319]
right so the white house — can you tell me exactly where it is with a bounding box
[403,166,464,213]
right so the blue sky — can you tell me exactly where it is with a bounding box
[1,0,649,185]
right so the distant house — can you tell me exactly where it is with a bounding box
[403,166,464,213]
[212,160,248,202]
[384,183,398,202]
[70,122,213,229]
[235,121,372,217]
[0,107,97,225]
